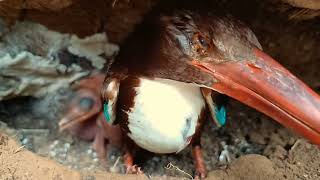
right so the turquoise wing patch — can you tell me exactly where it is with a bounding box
[215,105,227,126]
[103,102,111,123]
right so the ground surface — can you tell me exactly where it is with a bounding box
[1,94,320,179]
[1,0,320,179]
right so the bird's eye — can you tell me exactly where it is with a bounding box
[198,35,208,48]
[192,33,210,56]
[79,97,94,110]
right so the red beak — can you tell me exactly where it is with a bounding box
[193,48,320,144]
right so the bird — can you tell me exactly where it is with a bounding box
[101,8,320,179]
[103,75,227,177]
[59,73,227,178]
[58,73,123,163]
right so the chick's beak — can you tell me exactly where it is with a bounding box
[59,93,101,131]
[59,105,97,131]
[192,48,320,144]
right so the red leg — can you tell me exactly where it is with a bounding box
[191,107,207,179]
[192,145,207,179]
[92,126,107,165]
[124,150,143,174]
[123,137,143,174]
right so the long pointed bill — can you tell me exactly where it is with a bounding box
[192,48,320,144]
[59,107,97,131]
[59,94,101,131]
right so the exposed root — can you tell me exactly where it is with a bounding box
[165,162,194,179]
[112,156,121,169]
[13,145,25,154]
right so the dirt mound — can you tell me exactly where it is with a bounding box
[1,133,319,180]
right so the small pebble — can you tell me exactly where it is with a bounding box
[53,140,59,145]
[92,152,98,158]
[56,64,67,73]
[64,143,71,149]
[50,140,59,149]
[50,151,56,157]
[305,143,312,149]
[49,144,55,149]
[87,149,93,155]
[22,138,29,145]
[60,153,66,158]
[109,166,120,173]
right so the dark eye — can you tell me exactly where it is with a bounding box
[198,35,208,48]
[79,97,94,110]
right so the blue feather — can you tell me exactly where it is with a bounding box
[103,102,111,122]
[215,105,227,126]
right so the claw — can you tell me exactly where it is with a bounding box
[126,165,144,175]
[192,145,207,179]
[123,144,144,175]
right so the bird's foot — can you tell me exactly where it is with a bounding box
[123,150,143,175]
[126,165,143,175]
[192,145,207,179]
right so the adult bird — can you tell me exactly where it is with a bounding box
[101,9,320,178]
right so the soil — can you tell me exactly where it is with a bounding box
[1,93,320,180]
[1,0,320,179]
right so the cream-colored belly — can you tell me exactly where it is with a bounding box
[126,78,205,154]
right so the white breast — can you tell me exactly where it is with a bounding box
[126,78,205,154]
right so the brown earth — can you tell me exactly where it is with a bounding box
[1,131,320,180]
[0,133,176,180]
